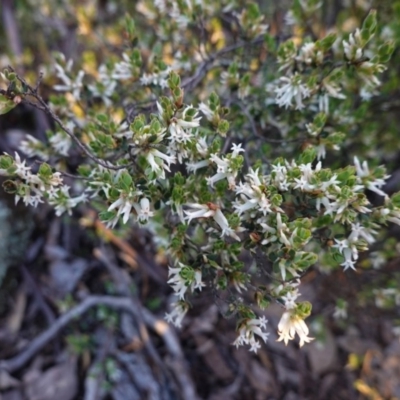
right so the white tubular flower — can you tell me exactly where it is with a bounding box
[184,202,241,241]
[184,203,215,222]
[296,42,323,65]
[207,144,243,190]
[49,125,72,156]
[177,106,202,129]
[196,137,209,157]
[360,85,378,100]
[292,162,323,191]
[348,222,376,244]
[277,310,314,347]
[315,195,332,212]
[146,149,176,178]
[275,74,311,110]
[234,195,259,215]
[322,79,346,100]
[133,198,154,224]
[299,0,322,12]
[54,61,85,100]
[333,301,348,320]
[111,53,133,80]
[293,176,315,191]
[332,238,358,271]
[13,152,31,179]
[354,156,370,178]
[320,174,341,192]
[19,135,50,161]
[231,143,245,156]
[276,213,291,247]
[108,197,134,225]
[165,301,189,328]
[332,238,348,253]
[186,160,209,173]
[343,29,363,61]
[354,157,389,197]
[198,102,214,120]
[382,205,400,226]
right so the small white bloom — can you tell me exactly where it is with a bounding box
[333,239,348,253]
[133,198,154,223]
[341,259,356,271]
[199,102,214,120]
[13,152,31,178]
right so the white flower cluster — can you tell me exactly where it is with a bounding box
[0,153,86,214]
[277,310,314,347]
[140,67,172,88]
[88,65,117,106]
[273,282,314,347]
[53,57,85,100]
[233,316,270,353]
[274,74,311,110]
[167,263,205,299]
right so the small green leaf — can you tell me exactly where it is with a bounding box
[391,192,400,208]
[0,154,14,170]
[318,33,337,51]
[298,147,317,164]
[0,95,17,115]
[362,9,377,33]
[77,165,91,177]
[38,163,53,179]
[295,301,312,318]
[119,171,132,191]
[217,119,229,135]
[96,113,108,124]
[294,251,318,270]
[209,92,220,107]
[170,71,181,87]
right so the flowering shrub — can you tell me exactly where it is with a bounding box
[1,0,400,352]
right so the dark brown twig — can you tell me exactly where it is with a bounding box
[8,66,135,171]
[182,35,265,92]
[19,264,56,326]
[0,295,136,373]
